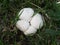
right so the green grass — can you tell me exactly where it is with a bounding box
[0,0,60,45]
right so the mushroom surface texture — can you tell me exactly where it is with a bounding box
[19,8,34,22]
[30,13,43,29]
[24,26,37,36]
[16,20,30,32]
[16,8,44,36]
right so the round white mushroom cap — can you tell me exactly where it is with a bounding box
[19,8,34,22]
[30,13,43,29]
[24,26,37,36]
[16,20,30,32]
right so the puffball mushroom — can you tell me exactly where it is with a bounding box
[18,8,34,22]
[16,20,30,32]
[30,13,43,29]
[24,26,37,35]
[16,8,44,36]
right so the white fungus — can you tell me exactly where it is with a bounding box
[19,8,34,22]
[30,13,43,29]
[24,26,37,35]
[16,20,30,32]
[16,8,44,36]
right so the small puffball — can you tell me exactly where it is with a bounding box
[24,26,37,36]
[30,13,43,29]
[19,8,34,22]
[16,20,30,32]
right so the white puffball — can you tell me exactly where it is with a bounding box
[16,8,44,36]
[16,20,30,32]
[30,13,43,29]
[24,26,37,36]
[19,8,34,21]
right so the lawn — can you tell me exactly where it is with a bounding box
[0,0,60,45]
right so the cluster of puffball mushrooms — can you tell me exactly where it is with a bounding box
[16,8,44,36]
